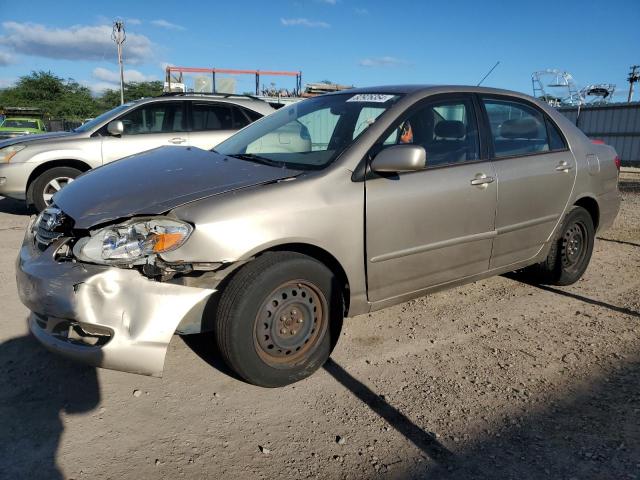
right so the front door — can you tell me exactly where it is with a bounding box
[101,100,189,164]
[480,96,577,268]
[366,95,497,303]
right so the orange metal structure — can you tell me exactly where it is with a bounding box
[165,66,302,95]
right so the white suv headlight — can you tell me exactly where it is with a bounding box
[0,144,26,163]
[74,218,192,265]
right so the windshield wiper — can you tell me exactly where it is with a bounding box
[229,153,286,168]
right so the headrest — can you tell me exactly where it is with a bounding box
[434,120,466,139]
[499,118,542,139]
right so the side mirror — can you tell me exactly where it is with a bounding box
[107,120,124,136]
[371,144,426,173]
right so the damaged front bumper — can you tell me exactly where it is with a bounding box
[16,226,214,377]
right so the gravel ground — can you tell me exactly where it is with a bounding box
[1,171,638,480]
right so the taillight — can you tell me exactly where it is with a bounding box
[591,139,605,145]
[614,155,621,170]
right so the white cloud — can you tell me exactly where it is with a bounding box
[280,18,330,28]
[359,56,409,68]
[317,0,337,4]
[0,51,13,66]
[354,7,369,15]
[150,19,185,30]
[92,67,157,83]
[85,80,120,94]
[0,21,154,64]
[126,18,142,25]
[0,77,16,88]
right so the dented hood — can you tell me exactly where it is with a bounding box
[54,146,301,229]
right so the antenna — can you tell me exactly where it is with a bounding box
[111,20,126,105]
[477,61,500,86]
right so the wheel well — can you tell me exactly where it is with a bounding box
[261,243,351,316]
[574,196,600,230]
[26,160,92,204]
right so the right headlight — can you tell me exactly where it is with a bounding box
[73,217,193,265]
[0,144,26,163]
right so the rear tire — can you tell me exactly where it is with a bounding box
[31,166,81,212]
[524,206,594,286]
[214,252,343,387]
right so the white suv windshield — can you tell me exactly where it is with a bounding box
[215,93,401,170]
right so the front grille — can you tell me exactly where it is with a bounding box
[34,206,74,250]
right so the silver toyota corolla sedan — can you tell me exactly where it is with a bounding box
[16,85,620,387]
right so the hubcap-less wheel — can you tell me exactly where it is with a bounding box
[562,221,587,268]
[43,177,74,206]
[254,280,328,367]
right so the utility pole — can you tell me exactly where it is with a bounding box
[627,65,640,103]
[111,20,126,105]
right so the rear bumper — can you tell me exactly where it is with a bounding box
[16,224,214,376]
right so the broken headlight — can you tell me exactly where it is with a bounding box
[74,218,192,265]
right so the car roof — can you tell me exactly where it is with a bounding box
[325,84,538,101]
[134,94,275,115]
[2,117,41,121]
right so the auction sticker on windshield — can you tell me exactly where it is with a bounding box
[347,94,396,103]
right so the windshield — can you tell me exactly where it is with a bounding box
[215,93,402,170]
[74,102,135,133]
[2,119,39,129]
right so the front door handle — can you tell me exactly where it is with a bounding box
[470,173,495,188]
[555,160,573,172]
[169,137,187,144]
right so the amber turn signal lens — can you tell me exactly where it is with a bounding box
[153,232,186,253]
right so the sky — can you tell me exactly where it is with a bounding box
[0,0,638,100]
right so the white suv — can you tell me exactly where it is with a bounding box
[0,93,274,211]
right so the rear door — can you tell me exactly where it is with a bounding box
[188,102,257,150]
[366,94,497,302]
[479,96,576,268]
[101,100,188,163]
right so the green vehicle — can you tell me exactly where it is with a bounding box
[0,117,46,139]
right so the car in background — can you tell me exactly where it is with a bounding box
[16,86,620,387]
[0,117,46,139]
[0,93,274,211]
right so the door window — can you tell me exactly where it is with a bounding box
[482,99,553,157]
[117,102,185,135]
[382,98,480,167]
[191,103,233,131]
[242,108,263,123]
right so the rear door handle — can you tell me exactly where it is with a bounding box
[169,137,187,144]
[555,161,573,172]
[470,174,495,188]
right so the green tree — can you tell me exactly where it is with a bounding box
[0,71,165,122]
[0,71,97,121]
[96,81,164,110]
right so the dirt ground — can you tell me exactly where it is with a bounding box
[1,171,638,480]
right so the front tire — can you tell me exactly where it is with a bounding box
[525,206,595,286]
[31,166,82,212]
[214,252,343,387]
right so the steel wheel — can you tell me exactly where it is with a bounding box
[254,280,328,367]
[42,177,74,206]
[561,220,587,269]
[519,206,595,286]
[215,251,341,387]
